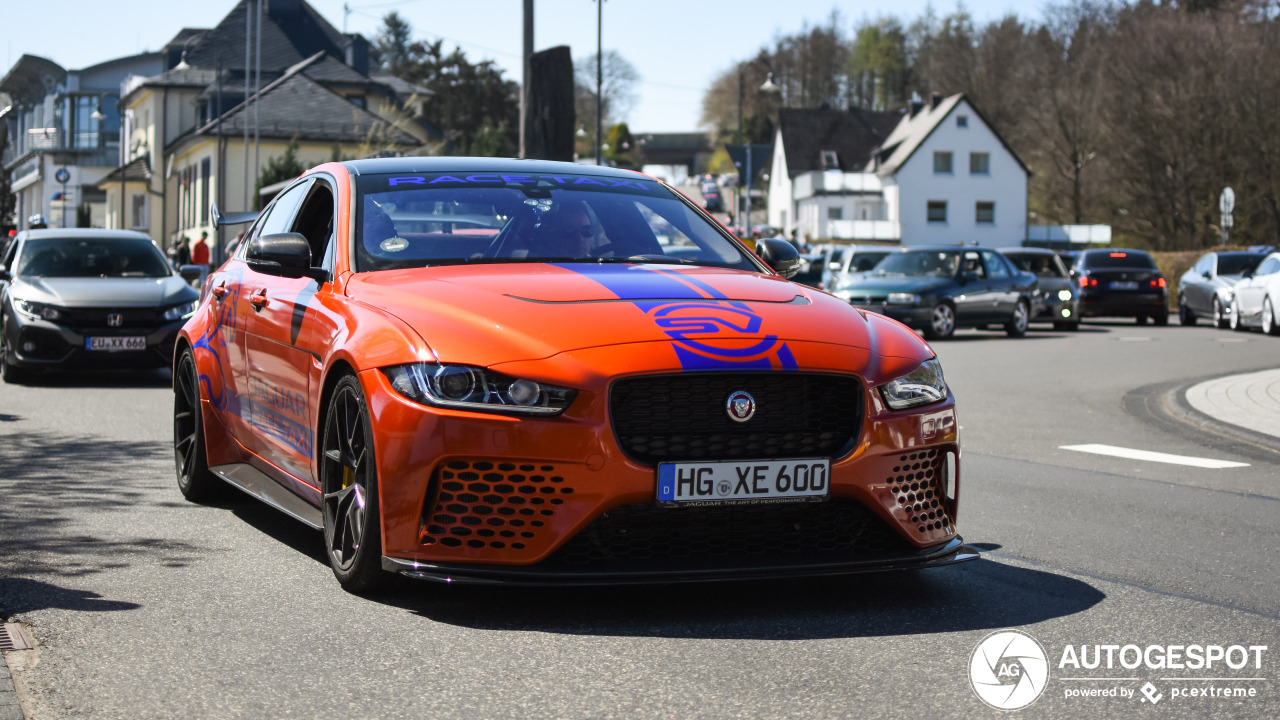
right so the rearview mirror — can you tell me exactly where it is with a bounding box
[246,233,328,282]
[755,238,801,279]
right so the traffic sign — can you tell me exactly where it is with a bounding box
[1219,187,1235,215]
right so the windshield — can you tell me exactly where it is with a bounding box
[15,237,172,278]
[1218,253,1265,276]
[1081,251,1157,270]
[872,250,960,278]
[1005,252,1065,278]
[353,172,755,272]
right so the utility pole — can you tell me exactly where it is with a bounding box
[520,0,533,159]
[595,0,603,165]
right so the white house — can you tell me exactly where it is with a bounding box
[767,94,1030,247]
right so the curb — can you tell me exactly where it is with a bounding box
[1164,374,1280,457]
[1124,369,1280,461]
[0,652,23,720]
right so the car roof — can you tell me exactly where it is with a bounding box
[340,157,652,181]
[893,245,1003,252]
[1000,247,1057,255]
[17,228,154,242]
[1082,247,1151,255]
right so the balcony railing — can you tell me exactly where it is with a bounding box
[26,127,60,150]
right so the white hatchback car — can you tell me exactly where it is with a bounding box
[1230,252,1280,334]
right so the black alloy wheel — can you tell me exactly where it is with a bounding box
[321,375,388,593]
[174,348,225,501]
[1005,299,1029,337]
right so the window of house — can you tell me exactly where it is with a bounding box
[821,150,838,169]
[933,151,953,174]
[828,207,843,220]
[957,115,969,128]
[201,158,211,224]
[927,201,948,223]
[970,152,990,175]
[976,201,995,224]
[348,95,367,109]
[131,194,147,230]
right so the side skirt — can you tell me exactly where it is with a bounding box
[210,462,323,529]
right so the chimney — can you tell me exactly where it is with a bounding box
[909,100,924,118]
[345,35,369,75]
[931,92,944,110]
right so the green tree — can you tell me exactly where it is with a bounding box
[848,18,910,110]
[373,11,414,76]
[257,137,305,208]
[604,123,638,167]
[574,50,641,151]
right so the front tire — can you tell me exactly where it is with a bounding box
[1264,298,1280,336]
[1005,299,1029,337]
[922,302,956,340]
[321,374,388,594]
[174,348,226,502]
[1231,304,1248,332]
[1213,297,1230,329]
[1179,297,1196,326]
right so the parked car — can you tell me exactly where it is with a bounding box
[1177,250,1268,328]
[824,244,894,298]
[839,245,1038,339]
[1001,247,1080,330]
[789,250,827,289]
[1071,248,1169,325]
[173,157,975,592]
[1229,251,1280,334]
[702,189,723,212]
[0,229,199,383]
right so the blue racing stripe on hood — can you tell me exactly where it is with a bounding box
[554,263,798,370]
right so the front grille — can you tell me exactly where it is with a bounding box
[847,294,888,305]
[61,306,163,328]
[610,372,863,464]
[420,460,575,551]
[543,498,909,568]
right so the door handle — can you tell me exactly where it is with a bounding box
[250,290,268,311]
[211,283,228,300]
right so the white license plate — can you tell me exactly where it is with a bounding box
[1110,281,1139,290]
[86,336,146,352]
[657,458,830,505]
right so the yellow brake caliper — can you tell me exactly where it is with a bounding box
[342,466,354,490]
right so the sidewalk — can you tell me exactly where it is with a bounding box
[1184,367,1280,445]
[0,652,20,720]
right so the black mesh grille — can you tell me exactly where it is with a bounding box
[610,372,863,464]
[61,306,164,329]
[544,499,909,568]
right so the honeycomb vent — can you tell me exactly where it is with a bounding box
[420,460,575,550]
[887,450,953,534]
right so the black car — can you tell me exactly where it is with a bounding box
[0,229,199,382]
[1001,248,1081,331]
[1177,250,1267,328]
[1072,248,1168,325]
[702,189,723,212]
[839,245,1038,339]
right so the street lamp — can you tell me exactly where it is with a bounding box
[737,67,779,237]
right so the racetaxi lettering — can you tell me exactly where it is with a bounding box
[556,264,798,370]
[248,400,313,457]
[386,174,653,191]
[250,376,306,418]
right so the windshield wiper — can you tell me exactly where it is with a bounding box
[594,255,693,265]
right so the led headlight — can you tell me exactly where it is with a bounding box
[887,292,920,304]
[880,357,948,410]
[163,301,198,320]
[14,299,64,321]
[383,363,576,415]
[1058,289,1073,302]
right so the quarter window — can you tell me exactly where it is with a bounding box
[933,151,953,174]
[927,201,948,223]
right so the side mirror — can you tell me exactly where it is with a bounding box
[1202,271,1212,279]
[246,233,327,282]
[1243,268,1255,279]
[755,237,802,279]
[178,264,206,285]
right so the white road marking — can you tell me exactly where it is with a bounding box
[1059,444,1249,469]
[1118,336,1151,342]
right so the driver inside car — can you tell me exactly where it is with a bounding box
[532,201,600,259]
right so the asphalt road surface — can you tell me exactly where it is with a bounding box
[1,319,1277,719]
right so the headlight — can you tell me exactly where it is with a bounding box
[879,358,948,410]
[887,292,920,304]
[1221,288,1234,301]
[14,299,64,321]
[383,363,576,415]
[1058,289,1073,302]
[163,301,198,320]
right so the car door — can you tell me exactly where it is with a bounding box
[1236,255,1279,322]
[1187,254,1214,315]
[241,177,342,486]
[952,250,994,324]
[980,250,1019,320]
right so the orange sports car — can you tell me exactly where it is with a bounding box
[173,158,975,592]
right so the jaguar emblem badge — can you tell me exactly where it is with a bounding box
[726,390,756,423]
[107,313,124,327]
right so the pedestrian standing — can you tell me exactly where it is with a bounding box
[191,232,210,266]
[176,236,192,266]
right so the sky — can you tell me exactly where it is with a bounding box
[4,0,1040,133]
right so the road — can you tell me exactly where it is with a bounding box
[1,319,1277,719]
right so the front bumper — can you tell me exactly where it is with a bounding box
[365,346,965,582]
[3,310,184,370]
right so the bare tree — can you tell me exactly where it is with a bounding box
[574,50,641,146]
